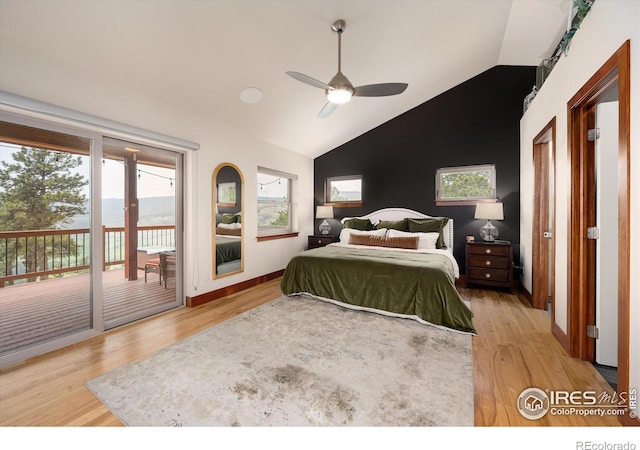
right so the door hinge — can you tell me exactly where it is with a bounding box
[587,128,600,141]
[587,325,599,339]
[587,227,600,240]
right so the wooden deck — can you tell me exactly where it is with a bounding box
[0,268,176,355]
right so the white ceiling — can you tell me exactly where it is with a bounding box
[0,0,571,158]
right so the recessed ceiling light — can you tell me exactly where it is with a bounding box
[239,87,263,104]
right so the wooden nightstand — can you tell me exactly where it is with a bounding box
[308,235,337,249]
[465,241,513,290]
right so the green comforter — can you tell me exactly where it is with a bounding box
[216,236,241,266]
[281,245,475,333]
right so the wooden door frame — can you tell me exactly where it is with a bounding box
[532,118,556,312]
[567,40,631,423]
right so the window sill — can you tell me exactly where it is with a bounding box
[257,232,299,242]
[435,199,497,207]
[323,201,363,208]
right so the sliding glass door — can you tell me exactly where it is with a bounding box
[0,118,95,361]
[0,117,183,365]
[102,137,182,329]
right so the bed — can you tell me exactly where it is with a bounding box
[214,213,243,274]
[280,208,475,334]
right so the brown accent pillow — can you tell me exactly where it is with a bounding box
[348,233,385,247]
[383,236,420,250]
[216,225,241,236]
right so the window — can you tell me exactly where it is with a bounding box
[325,175,362,206]
[257,167,297,237]
[435,164,496,205]
[216,182,236,206]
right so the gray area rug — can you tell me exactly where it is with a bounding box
[87,295,473,426]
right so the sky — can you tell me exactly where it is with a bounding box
[0,143,176,199]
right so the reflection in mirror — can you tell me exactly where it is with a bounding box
[212,163,244,278]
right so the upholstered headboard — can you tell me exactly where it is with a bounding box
[341,208,454,250]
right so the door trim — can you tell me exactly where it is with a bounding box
[532,118,556,313]
[567,40,630,421]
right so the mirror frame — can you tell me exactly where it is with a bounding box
[212,163,244,279]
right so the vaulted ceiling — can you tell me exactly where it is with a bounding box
[0,0,571,158]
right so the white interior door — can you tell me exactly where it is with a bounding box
[594,101,618,367]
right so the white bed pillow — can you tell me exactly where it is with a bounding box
[339,227,387,243]
[387,229,439,250]
[217,222,241,229]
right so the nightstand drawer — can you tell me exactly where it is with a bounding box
[468,255,510,270]
[308,235,336,249]
[465,241,513,291]
[469,244,510,257]
[469,268,510,283]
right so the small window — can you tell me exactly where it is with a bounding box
[216,182,236,206]
[436,164,496,205]
[257,167,296,237]
[325,175,362,206]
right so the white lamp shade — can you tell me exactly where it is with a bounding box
[316,205,334,219]
[474,202,504,220]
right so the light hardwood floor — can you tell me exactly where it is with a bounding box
[0,278,620,426]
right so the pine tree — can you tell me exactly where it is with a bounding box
[0,147,88,282]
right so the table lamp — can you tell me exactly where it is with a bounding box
[474,202,503,242]
[316,205,334,235]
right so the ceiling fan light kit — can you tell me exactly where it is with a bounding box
[286,19,408,118]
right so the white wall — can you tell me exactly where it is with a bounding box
[0,42,314,300]
[520,1,639,393]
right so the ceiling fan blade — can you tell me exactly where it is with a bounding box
[286,71,331,90]
[318,102,338,119]
[353,83,408,97]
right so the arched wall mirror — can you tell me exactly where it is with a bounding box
[212,163,244,278]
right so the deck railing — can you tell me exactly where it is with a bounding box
[0,225,175,287]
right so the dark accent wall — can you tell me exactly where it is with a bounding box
[314,65,535,271]
[215,165,242,222]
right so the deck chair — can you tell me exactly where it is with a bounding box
[144,258,162,285]
[162,254,176,289]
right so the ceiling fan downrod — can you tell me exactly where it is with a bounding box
[327,19,354,103]
[332,19,346,74]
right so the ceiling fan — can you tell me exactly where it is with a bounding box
[286,19,408,119]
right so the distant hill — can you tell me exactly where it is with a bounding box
[67,196,176,228]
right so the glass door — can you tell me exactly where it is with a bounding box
[0,117,184,366]
[101,137,182,329]
[0,119,94,361]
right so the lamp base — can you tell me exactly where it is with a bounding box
[319,219,331,235]
[480,220,499,242]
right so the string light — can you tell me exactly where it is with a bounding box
[107,159,176,187]
[258,177,282,190]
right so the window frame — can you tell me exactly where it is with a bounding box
[324,174,363,207]
[435,164,497,206]
[257,167,298,240]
